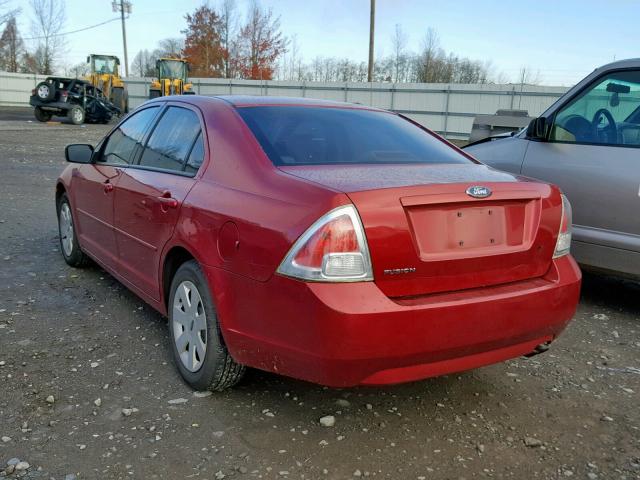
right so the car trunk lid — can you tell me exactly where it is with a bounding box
[280,164,561,297]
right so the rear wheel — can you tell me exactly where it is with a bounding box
[112,87,126,114]
[35,81,55,102]
[57,193,89,267]
[68,105,85,125]
[34,107,52,122]
[168,260,245,391]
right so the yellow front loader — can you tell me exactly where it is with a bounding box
[149,58,195,98]
[85,54,128,114]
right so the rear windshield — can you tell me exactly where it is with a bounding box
[237,106,471,166]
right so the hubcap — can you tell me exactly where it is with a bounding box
[172,281,207,372]
[37,84,49,98]
[73,109,83,123]
[59,203,74,257]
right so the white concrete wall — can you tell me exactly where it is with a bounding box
[0,71,569,139]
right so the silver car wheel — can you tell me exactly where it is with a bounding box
[59,202,74,257]
[172,281,207,372]
[72,108,83,123]
[37,84,49,99]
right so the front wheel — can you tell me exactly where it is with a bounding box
[57,193,89,267]
[168,260,245,391]
[68,105,85,125]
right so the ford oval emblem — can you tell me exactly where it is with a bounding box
[466,186,492,198]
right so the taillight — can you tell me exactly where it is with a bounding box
[277,205,373,282]
[553,194,572,258]
[31,89,36,95]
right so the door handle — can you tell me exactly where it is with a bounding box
[157,192,179,210]
[104,182,113,193]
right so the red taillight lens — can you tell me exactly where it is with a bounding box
[277,205,373,282]
[293,215,359,268]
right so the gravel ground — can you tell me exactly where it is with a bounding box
[0,114,639,480]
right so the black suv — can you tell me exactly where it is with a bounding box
[29,77,121,125]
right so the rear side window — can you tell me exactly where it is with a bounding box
[139,107,202,173]
[185,132,205,175]
[237,106,471,166]
[101,106,159,164]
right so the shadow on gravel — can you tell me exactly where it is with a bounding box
[580,270,640,313]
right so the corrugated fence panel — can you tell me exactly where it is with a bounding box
[0,71,569,139]
[0,72,48,107]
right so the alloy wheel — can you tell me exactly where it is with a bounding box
[72,108,83,123]
[37,84,49,99]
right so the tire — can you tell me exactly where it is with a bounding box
[57,193,89,268]
[35,81,56,102]
[149,89,161,99]
[168,260,245,391]
[68,105,85,125]
[34,107,52,122]
[112,87,126,114]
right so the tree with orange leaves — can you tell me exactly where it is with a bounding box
[181,5,226,78]
[235,2,287,80]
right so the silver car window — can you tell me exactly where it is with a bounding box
[550,70,640,146]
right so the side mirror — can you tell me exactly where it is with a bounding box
[86,56,90,64]
[65,144,94,163]
[526,117,550,140]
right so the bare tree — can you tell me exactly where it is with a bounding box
[271,23,493,85]
[391,24,408,82]
[517,66,542,85]
[0,0,20,27]
[158,37,184,57]
[219,0,239,78]
[131,49,160,77]
[64,60,89,77]
[29,0,66,74]
[416,27,441,83]
[0,16,24,72]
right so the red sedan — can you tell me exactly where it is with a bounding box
[56,96,581,390]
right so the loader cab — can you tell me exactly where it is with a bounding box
[87,55,120,76]
[157,59,188,82]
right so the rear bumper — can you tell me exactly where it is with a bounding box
[29,97,70,112]
[207,255,581,387]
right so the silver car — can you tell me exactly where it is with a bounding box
[465,59,640,278]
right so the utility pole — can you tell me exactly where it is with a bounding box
[367,0,375,82]
[112,1,132,76]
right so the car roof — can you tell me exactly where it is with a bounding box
[593,58,640,72]
[214,95,382,110]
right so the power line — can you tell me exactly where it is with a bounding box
[23,17,122,41]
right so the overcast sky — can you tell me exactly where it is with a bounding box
[8,0,640,85]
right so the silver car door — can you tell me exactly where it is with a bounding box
[521,69,640,276]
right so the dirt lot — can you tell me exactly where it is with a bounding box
[0,112,639,480]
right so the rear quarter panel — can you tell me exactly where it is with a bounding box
[163,98,348,296]
[465,136,530,174]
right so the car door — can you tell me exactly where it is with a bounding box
[113,104,206,301]
[72,106,160,270]
[521,69,640,275]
